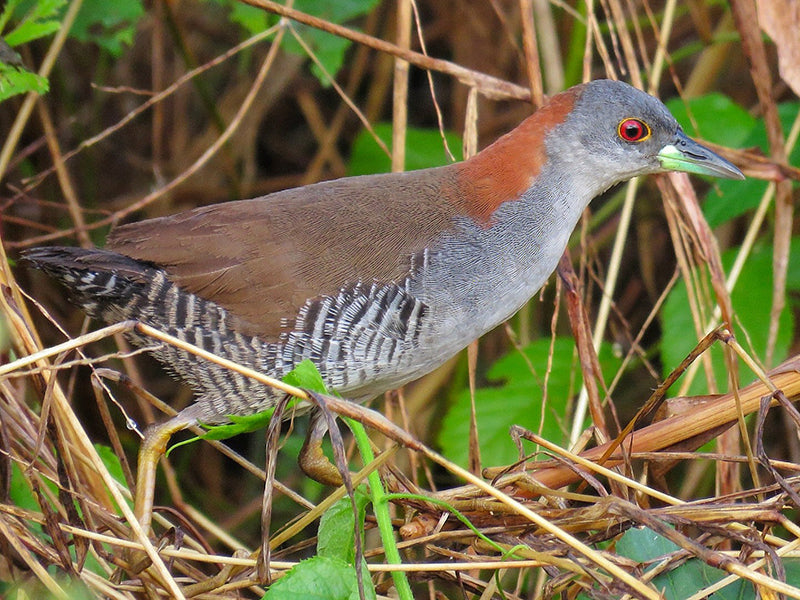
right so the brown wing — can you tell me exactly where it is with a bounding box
[106,168,462,341]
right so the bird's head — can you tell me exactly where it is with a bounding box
[549,79,744,190]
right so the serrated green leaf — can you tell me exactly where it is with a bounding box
[0,63,48,101]
[263,555,376,600]
[661,240,798,395]
[4,19,60,46]
[27,0,66,22]
[348,123,462,176]
[317,490,370,563]
[2,0,64,48]
[438,337,622,468]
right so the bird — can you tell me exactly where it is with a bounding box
[23,79,743,532]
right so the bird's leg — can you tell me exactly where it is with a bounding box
[134,409,198,534]
[298,409,344,486]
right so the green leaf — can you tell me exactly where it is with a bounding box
[666,95,800,228]
[4,0,141,57]
[661,240,798,395]
[4,19,61,46]
[263,555,376,600]
[10,462,57,538]
[616,526,681,562]
[1,0,65,48]
[704,102,800,227]
[289,0,381,85]
[5,0,65,30]
[666,96,800,228]
[69,0,144,57]
[24,0,66,23]
[190,410,273,443]
[228,3,269,35]
[282,359,329,394]
[10,462,39,516]
[222,0,380,85]
[616,527,750,600]
[703,175,769,229]
[0,62,48,101]
[170,361,326,451]
[666,93,756,149]
[1,575,96,600]
[0,0,62,102]
[317,491,370,563]
[614,529,800,599]
[786,560,800,587]
[94,444,128,488]
[0,0,22,34]
[348,123,462,176]
[438,337,622,468]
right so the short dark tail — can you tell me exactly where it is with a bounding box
[21,246,157,321]
[23,247,278,416]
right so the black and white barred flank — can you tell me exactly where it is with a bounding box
[23,247,427,421]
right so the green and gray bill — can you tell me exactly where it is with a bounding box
[658,130,744,179]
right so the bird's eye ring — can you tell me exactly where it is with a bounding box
[617,118,651,143]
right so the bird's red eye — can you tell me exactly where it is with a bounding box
[618,118,651,142]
